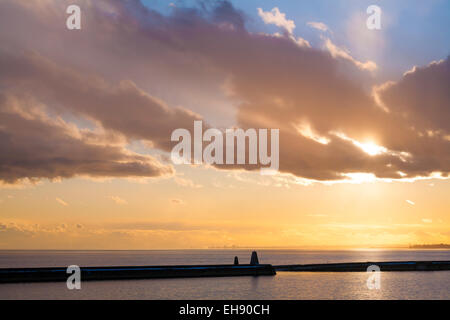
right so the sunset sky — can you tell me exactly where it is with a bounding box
[0,0,449,249]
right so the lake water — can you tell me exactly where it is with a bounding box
[0,249,449,299]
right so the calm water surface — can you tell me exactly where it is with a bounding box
[0,249,449,299]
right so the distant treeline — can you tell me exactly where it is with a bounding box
[409,244,450,249]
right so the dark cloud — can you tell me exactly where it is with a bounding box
[0,49,202,150]
[0,93,173,183]
[379,59,450,133]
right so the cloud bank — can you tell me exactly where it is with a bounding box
[0,0,448,184]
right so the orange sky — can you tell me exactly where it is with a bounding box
[1,166,449,249]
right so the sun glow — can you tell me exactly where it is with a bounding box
[354,141,387,156]
[331,132,387,156]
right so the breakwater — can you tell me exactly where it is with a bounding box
[0,264,276,283]
[274,260,450,272]
[1,251,449,283]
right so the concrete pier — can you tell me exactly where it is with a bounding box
[275,260,450,272]
[0,264,277,283]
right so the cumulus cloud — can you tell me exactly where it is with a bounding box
[257,7,295,35]
[0,89,173,184]
[0,0,448,184]
[257,7,309,47]
[324,38,377,71]
[307,21,329,32]
[377,59,450,133]
[0,51,202,152]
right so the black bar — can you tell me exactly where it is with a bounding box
[1,300,448,319]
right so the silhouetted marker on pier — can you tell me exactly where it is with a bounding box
[250,251,259,265]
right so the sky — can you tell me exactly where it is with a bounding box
[0,0,449,249]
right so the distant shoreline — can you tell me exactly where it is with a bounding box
[409,244,450,249]
[1,246,450,251]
